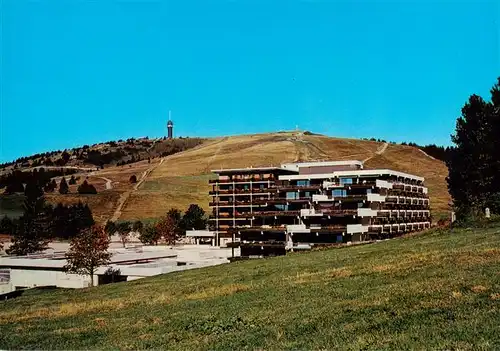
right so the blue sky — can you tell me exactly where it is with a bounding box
[1,0,498,162]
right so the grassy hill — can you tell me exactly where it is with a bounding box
[121,131,450,221]
[0,132,451,223]
[1,223,499,349]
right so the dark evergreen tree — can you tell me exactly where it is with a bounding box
[132,220,143,233]
[0,216,15,235]
[181,204,207,233]
[24,179,43,198]
[61,151,71,164]
[446,78,500,219]
[59,177,69,194]
[77,180,97,194]
[68,175,77,185]
[7,185,51,255]
[104,220,117,236]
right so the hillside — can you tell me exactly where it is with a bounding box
[1,224,500,349]
[0,137,204,172]
[121,132,450,221]
[0,132,451,223]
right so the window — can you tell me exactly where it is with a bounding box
[366,189,372,194]
[286,192,298,200]
[304,191,311,198]
[243,184,249,190]
[340,177,353,185]
[333,189,347,197]
[0,269,10,283]
[275,204,289,211]
[297,180,310,187]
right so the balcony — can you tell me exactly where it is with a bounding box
[236,210,301,218]
[209,176,276,184]
[209,188,278,195]
[277,185,322,192]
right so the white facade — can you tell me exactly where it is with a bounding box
[0,245,235,294]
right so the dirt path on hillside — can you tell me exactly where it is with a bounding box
[289,132,329,162]
[362,142,388,164]
[99,177,113,190]
[418,148,436,160]
[110,158,164,222]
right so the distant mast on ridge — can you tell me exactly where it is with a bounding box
[167,110,174,139]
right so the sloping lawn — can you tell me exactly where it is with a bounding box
[1,224,500,350]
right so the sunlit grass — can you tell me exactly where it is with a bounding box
[3,223,498,349]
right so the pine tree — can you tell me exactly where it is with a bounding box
[104,220,117,236]
[0,215,14,235]
[59,177,69,194]
[68,175,77,185]
[181,204,207,233]
[7,185,51,255]
[132,220,143,233]
[77,180,97,194]
[446,77,500,219]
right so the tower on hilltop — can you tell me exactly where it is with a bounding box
[167,111,173,139]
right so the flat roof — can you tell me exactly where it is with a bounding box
[279,169,424,182]
[211,166,297,175]
[186,230,215,238]
[0,252,177,269]
[281,160,363,168]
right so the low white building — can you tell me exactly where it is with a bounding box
[0,245,235,295]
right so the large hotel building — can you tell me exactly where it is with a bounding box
[209,161,430,257]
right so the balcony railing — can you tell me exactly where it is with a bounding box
[236,210,301,218]
[209,176,276,184]
[209,188,278,195]
[277,185,322,192]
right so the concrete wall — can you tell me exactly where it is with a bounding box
[9,269,90,290]
[299,164,361,175]
[0,282,12,294]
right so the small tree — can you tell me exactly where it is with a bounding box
[156,209,182,245]
[129,175,137,184]
[7,186,51,256]
[0,215,15,235]
[78,180,97,194]
[59,177,69,194]
[64,225,111,287]
[181,204,207,234]
[68,175,77,185]
[61,151,71,164]
[132,220,143,233]
[116,221,131,248]
[104,220,117,236]
[139,224,161,245]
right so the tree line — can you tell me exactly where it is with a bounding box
[0,168,78,194]
[2,170,98,196]
[103,204,207,247]
[4,186,95,255]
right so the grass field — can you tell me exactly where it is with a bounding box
[1,223,499,350]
